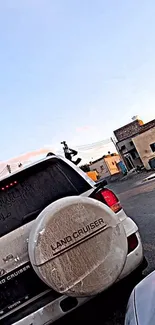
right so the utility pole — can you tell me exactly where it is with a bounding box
[110,137,128,170]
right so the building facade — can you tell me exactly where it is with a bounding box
[89,154,121,179]
[132,127,155,170]
[114,119,155,171]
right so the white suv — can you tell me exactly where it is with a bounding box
[0,155,146,325]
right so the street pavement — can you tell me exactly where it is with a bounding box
[55,173,155,325]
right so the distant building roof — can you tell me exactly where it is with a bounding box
[89,153,119,165]
[114,120,143,142]
[139,119,155,134]
[114,119,155,142]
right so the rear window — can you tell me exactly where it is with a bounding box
[0,158,91,237]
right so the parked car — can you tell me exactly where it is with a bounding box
[0,154,146,325]
[125,271,155,325]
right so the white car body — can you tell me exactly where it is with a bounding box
[117,211,143,280]
[12,211,143,325]
[0,155,144,325]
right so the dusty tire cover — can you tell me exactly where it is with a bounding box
[28,196,127,297]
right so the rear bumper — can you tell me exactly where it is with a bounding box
[12,238,146,325]
[12,296,90,325]
[118,231,144,280]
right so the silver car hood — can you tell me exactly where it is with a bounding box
[125,271,155,325]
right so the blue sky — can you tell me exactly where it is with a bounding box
[0,1,155,162]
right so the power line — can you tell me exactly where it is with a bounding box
[0,166,7,175]
[75,139,112,151]
[77,138,111,148]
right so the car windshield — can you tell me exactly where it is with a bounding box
[0,158,91,238]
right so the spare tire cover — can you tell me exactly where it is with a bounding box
[28,196,127,297]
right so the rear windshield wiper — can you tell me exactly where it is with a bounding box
[22,209,41,224]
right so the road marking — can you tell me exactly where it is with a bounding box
[142,173,155,182]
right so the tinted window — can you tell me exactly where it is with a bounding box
[0,158,91,237]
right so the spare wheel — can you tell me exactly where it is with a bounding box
[28,196,128,297]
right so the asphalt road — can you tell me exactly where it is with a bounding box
[55,173,155,325]
[110,173,155,276]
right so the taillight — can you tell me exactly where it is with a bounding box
[127,234,138,254]
[95,189,122,213]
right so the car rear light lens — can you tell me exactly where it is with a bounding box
[127,234,138,254]
[94,189,122,213]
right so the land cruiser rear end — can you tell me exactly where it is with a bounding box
[1,156,94,325]
[0,155,145,325]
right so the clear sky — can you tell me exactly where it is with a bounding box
[0,1,155,163]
